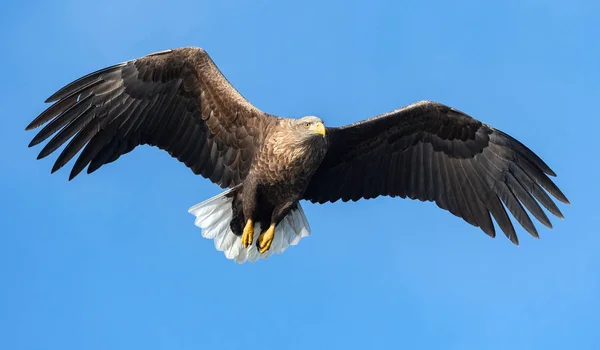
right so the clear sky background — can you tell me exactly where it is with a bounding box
[1,0,598,349]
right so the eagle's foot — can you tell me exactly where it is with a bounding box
[258,224,276,254]
[241,219,254,248]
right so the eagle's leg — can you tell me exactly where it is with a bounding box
[241,219,254,248]
[257,199,297,254]
[240,181,259,249]
[258,224,276,254]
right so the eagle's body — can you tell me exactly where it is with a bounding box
[229,117,328,252]
[25,47,569,263]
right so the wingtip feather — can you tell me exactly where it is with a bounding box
[44,96,58,104]
[68,169,78,181]
[29,138,41,148]
[36,149,49,160]
[25,122,38,131]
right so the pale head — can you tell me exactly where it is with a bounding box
[295,116,326,137]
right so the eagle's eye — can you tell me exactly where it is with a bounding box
[304,122,310,128]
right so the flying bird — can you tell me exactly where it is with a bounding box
[25,47,569,263]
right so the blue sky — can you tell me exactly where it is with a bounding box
[1,0,598,349]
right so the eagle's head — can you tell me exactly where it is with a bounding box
[274,116,328,157]
[295,116,326,138]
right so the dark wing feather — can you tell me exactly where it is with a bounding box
[26,47,276,188]
[304,100,569,244]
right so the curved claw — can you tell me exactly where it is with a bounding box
[241,219,254,248]
[258,224,275,254]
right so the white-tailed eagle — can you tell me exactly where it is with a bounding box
[25,47,569,263]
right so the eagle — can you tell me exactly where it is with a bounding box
[25,47,569,263]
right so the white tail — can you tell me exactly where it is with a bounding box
[187,188,311,263]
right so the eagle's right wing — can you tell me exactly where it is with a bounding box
[26,47,276,188]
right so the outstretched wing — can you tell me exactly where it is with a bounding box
[26,47,276,188]
[303,100,569,244]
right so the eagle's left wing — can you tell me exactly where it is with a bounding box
[303,100,569,244]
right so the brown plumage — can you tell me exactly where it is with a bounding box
[25,46,569,263]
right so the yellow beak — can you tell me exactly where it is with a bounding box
[313,122,326,136]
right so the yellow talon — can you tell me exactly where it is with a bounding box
[241,219,254,248]
[258,224,276,254]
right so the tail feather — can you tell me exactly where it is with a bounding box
[188,188,311,263]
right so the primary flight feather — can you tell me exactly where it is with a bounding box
[26,47,569,263]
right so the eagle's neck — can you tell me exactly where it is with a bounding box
[273,134,324,168]
[258,122,327,184]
